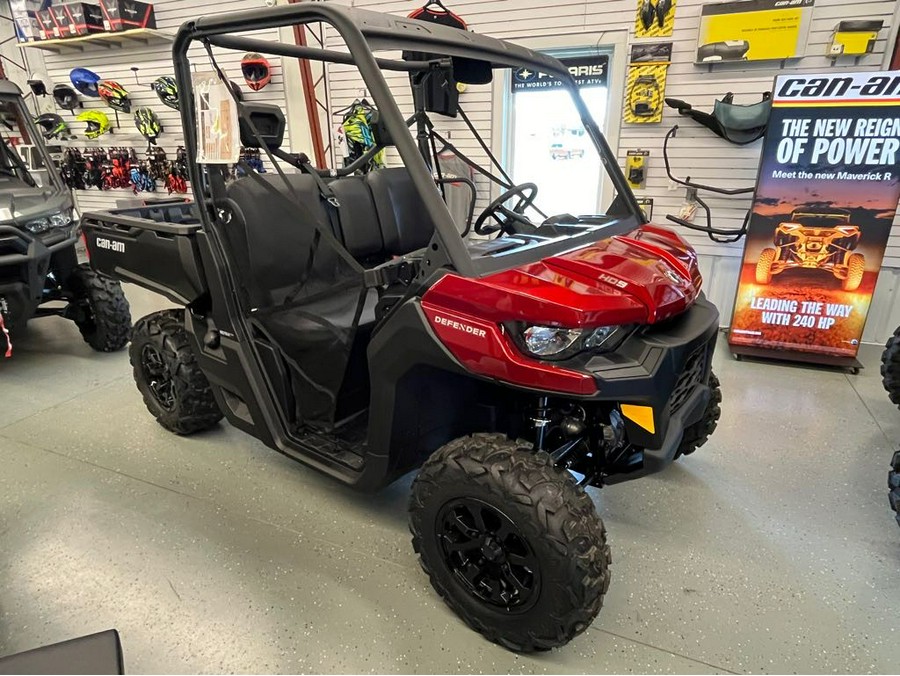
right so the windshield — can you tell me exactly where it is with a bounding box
[0,97,59,191]
[179,4,644,278]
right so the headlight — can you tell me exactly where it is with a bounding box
[515,323,634,360]
[24,211,72,234]
[523,326,582,357]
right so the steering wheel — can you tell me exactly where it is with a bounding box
[473,183,539,236]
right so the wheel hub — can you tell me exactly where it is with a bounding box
[437,498,540,611]
[140,344,176,412]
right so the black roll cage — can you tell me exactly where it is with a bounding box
[173,2,645,279]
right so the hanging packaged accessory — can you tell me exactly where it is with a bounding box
[829,20,883,57]
[625,149,649,189]
[624,43,671,124]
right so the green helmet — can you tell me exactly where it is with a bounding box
[133,107,163,144]
[35,113,70,140]
[151,76,179,111]
[76,110,111,140]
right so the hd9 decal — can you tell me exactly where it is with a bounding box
[728,71,900,364]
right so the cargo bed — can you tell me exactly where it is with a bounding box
[81,202,209,305]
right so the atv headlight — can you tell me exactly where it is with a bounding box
[515,324,634,360]
[522,326,583,357]
[24,211,72,234]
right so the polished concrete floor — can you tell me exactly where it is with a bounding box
[0,286,898,674]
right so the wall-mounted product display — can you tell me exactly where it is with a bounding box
[696,0,815,64]
[634,0,676,38]
[99,0,157,31]
[626,149,649,189]
[636,196,654,220]
[624,43,670,124]
[10,0,51,42]
[55,2,106,37]
[828,20,884,58]
[729,71,900,368]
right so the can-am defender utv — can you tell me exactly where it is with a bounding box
[82,4,721,651]
[0,81,130,358]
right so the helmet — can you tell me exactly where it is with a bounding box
[241,53,272,92]
[53,84,80,112]
[77,110,112,140]
[134,107,163,144]
[35,113,70,140]
[151,76,179,111]
[70,68,102,98]
[27,72,52,97]
[98,80,132,113]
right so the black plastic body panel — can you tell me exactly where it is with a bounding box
[81,204,208,305]
[0,224,79,326]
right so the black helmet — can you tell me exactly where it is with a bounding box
[134,107,163,144]
[28,72,52,97]
[35,113,70,140]
[151,76,179,111]
[53,84,80,112]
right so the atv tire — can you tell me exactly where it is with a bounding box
[890,450,900,528]
[68,264,131,352]
[676,371,721,458]
[755,248,776,285]
[842,253,865,292]
[883,327,900,408]
[130,310,223,435]
[410,433,611,652]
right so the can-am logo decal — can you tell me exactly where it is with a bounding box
[775,73,900,102]
[433,315,487,339]
[95,237,125,253]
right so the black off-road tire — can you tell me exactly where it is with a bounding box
[68,264,132,352]
[676,371,722,458]
[410,433,611,652]
[890,450,900,528]
[130,310,223,435]
[881,328,900,408]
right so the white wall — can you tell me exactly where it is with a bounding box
[326,0,900,341]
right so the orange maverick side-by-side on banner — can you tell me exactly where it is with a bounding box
[729,71,900,368]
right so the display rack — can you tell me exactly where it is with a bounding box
[17,29,173,55]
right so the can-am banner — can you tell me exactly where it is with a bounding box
[728,71,900,364]
[511,55,609,92]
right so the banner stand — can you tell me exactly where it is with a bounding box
[728,71,900,373]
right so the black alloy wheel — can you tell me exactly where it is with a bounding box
[140,343,177,411]
[437,498,540,611]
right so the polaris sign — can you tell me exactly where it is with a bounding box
[511,55,609,92]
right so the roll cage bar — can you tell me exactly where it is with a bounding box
[173,3,645,279]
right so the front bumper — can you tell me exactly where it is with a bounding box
[0,224,78,324]
[581,293,720,480]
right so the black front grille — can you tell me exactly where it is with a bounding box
[668,345,709,415]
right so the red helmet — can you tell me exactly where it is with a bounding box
[241,52,272,92]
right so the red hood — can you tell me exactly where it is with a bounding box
[424,225,702,327]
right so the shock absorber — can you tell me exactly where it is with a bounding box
[532,396,551,452]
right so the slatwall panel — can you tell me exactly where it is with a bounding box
[23,0,292,212]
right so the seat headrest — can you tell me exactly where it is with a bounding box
[239,103,286,150]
